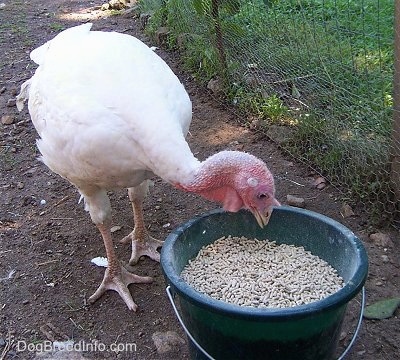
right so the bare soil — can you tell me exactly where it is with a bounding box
[0,1,399,359]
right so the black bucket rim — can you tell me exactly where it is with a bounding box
[161,206,369,321]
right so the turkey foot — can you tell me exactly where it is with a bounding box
[88,265,153,311]
[123,185,164,265]
[121,232,164,265]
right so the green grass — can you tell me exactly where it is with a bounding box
[138,0,396,222]
[49,23,65,32]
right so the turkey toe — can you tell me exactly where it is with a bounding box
[89,265,153,311]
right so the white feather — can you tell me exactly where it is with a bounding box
[90,257,108,268]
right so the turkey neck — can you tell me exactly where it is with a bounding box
[174,150,252,193]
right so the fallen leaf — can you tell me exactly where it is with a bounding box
[363,297,400,319]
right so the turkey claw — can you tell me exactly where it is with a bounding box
[88,265,152,311]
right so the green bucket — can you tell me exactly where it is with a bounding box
[161,207,368,360]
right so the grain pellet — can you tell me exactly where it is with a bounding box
[180,236,344,308]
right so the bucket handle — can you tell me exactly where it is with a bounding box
[338,286,366,360]
[166,285,366,360]
[166,285,216,360]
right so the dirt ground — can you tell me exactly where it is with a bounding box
[0,1,399,359]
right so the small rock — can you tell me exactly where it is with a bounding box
[108,0,123,9]
[283,160,294,167]
[0,3,5,9]
[375,281,383,286]
[23,195,36,206]
[7,98,16,107]
[369,232,394,247]
[286,194,305,208]
[339,331,347,341]
[155,27,169,46]
[24,167,38,176]
[341,203,355,218]
[207,78,224,95]
[122,5,139,18]
[23,300,30,305]
[313,176,327,190]
[110,225,122,232]
[152,331,185,354]
[16,182,25,189]
[0,338,5,347]
[0,86,6,93]
[108,0,130,10]
[381,255,390,263]
[1,114,15,125]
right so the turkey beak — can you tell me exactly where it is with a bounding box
[253,209,269,228]
[253,198,281,228]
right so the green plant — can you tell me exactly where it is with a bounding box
[228,84,290,124]
[49,23,65,32]
[259,94,289,122]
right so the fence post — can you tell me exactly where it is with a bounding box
[391,0,400,202]
[211,0,228,84]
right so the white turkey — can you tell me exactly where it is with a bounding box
[17,24,280,311]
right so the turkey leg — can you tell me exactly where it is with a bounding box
[120,182,164,265]
[88,221,153,311]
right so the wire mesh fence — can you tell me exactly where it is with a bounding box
[138,0,398,227]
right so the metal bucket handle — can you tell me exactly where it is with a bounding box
[166,285,366,360]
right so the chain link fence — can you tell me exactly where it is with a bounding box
[138,0,398,227]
